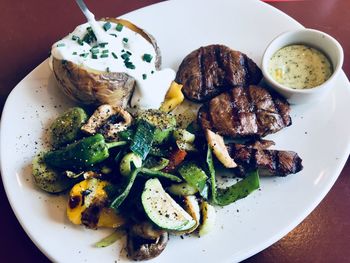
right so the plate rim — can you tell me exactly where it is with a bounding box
[1,0,350,262]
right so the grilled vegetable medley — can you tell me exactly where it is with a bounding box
[32,102,261,260]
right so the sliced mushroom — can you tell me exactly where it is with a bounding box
[127,221,168,261]
[205,129,237,168]
[81,104,133,140]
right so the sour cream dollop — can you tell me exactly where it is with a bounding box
[51,21,175,109]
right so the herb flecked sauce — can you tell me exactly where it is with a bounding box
[268,44,333,89]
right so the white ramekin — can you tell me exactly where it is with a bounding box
[261,29,344,104]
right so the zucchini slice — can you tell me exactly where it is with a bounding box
[141,178,196,231]
[50,107,87,147]
[32,152,74,193]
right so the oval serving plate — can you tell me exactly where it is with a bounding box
[1,0,350,262]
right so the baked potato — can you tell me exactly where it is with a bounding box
[51,17,162,108]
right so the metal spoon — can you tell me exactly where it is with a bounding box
[75,0,113,44]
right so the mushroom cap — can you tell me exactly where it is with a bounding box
[127,222,168,261]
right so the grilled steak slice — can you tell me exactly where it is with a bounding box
[175,45,262,102]
[226,143,303,177]
[198,85,291,138]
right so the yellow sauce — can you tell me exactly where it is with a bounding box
[268,44,333,89]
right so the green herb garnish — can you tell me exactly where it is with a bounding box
[122,37,128,44]
[100,53,109,58]
[112,52,118,59]
[72,52,77,55]
[125,61,135,69]
[82,27,97,44]
[102,49,109,54]
[103,22,111,31]
[71,35,79,41]
[92,54,98,59]
[99,42,109,48]
[56,43,65,47]
[143,53,153,63]
[121,53,130,60]
[142,74,147,80]
[79,53,89,58]
[90,48,99,55]
[116,23,124,32]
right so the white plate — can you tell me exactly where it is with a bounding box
[1,0,350,262]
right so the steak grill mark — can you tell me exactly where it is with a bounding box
[198,85,292,138]
[226,143,303,177]
[176,44,262,102]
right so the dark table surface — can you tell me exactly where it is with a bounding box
[0,0,349,262]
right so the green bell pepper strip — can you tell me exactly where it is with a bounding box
[44,134,127,169]
[109,167,140,210]
[139,167,182,182]
[109,166,181,210]
[206,146,260,206]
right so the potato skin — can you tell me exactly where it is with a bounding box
[52,18,162,108]
[52,57,135,108]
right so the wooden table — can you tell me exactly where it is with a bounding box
[0,1,349,262]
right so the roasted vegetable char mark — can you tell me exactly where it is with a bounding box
[198,85,291,138]
[226,143,303,177]
[175,44,262,102]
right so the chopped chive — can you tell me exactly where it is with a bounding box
[142,74,147,80]
[82,27,97,44]
[56,43,65,47]
[121,53,130,60]
[103,22,111,31]
[126,51,132,55]
[116,23,124,32]
[112,52,118,59]
[110,33,117,37]
[122,37,128,44]
[121,49,125,53]
[143,53,153,63]
[80,53,89,58]
[100,53,109,58]
[106,67,110,72]
[72,51,77,55]
[124,61,135,69]
[151,70,154,74]
[102,49,109,54]
[90,48,100,54]
[71,35,79,41]
[99,42,109,48]
[92,54,98,59]
[77,39,84,46]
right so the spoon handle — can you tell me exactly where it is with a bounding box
[75,0,96,22]
[74,0,111,43]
